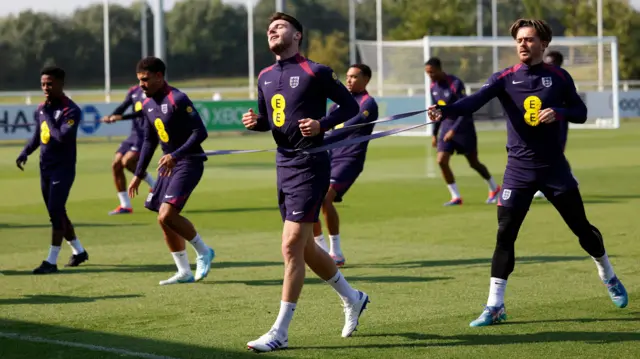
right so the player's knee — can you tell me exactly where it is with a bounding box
[437,155,449,167]
[496,206,525,248]
[48,209,66,230]
[157,205,175,226]
[122,154,138,168]
[466,157,481,168]
[281,226,306,260]
[112,159,123,172]
[495,225,515,250]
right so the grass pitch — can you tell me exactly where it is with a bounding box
[0,122,639,358]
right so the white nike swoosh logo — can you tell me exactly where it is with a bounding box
[148,108,153,112]
[512,80,524,84]
[264,81,272,85]
[52,181,60,185]
[292,211,303,215]
[165,195,174,199]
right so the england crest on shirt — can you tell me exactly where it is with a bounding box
[161,104,168,114]
[289,76,299,88]
[542,77,553,87]
[502,189,511,200]
[443,90,450,98]
[54,110,61,120]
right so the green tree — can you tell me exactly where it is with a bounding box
[387,0,477,39]
[306,30,349,73]
[167,0,247,79]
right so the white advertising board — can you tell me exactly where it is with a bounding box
[0,103,132,140]
[584,90,640,119]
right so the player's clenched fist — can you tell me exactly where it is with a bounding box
[298,118,321,137]
[242,108,259,129]
[538,108,557,124]
[100,115,121,123]
[427,105,443,122]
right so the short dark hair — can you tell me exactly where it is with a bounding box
[41,66,65,81]
[510,19,553,43]
[424,57,442,69]
[349,64,372,79]
[269,12,303,46]
[136,56,166,75]
[545,50,564,67]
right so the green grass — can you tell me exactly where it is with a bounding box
[0,76,254,105]
[1,122,639,359]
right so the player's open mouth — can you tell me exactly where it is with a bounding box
[270,36,279,41]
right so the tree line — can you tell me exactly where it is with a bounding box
[0,0,638,91]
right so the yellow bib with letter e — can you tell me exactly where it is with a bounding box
[523,96,542,126]
[271,94,286,127]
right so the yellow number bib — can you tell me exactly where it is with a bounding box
[271,94,286,127]
[154,118,170,143]
[523,96,542,126]
[40,121,50,144]
[134,101,143,112]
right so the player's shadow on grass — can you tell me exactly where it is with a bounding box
[0,294,142,305]
[1,261,282,276]
[208,275,452,286]
[355,255,587,269]
[184,206,277,214]
[316,330,640,349]
[588,194,640,200]
[507,316,640,325]
[0,222,146,229]
[0,318,279,359]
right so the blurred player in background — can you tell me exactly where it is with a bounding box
[242,12,369,353]
[425,58,500,206]
[101,85,156,215]
[428,19,627,327]
[313,63,379,267]
[128,57,215,286]
[534,50,566,200]
[16,66,89,274]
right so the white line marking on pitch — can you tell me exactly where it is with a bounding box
[0,332,181,359]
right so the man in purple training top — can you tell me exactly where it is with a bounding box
[127,56,215,286]
[428,18,628,327]
[101,85,156,215]
[16,66,89,274]
[312,63,378,267]
[425,57,500,206]
[241,12,369,353]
